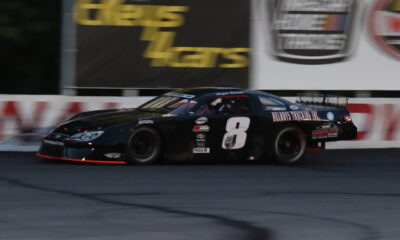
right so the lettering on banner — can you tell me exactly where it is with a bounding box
[383,104,400,140]
[0,101,47,141]
[348,103,400,141]
[74,0,250,68]
[347,104,374,140]
[266,0,358,64]
[104,102,119,109]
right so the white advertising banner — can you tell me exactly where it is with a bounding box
[251,0,400,90]
[0,95,400,151]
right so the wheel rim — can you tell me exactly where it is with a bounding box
[130,131,156,161]
[277,130,303,161]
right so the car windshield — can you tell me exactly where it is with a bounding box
[138,96,198,114]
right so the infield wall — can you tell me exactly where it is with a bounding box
[1,95,399,151]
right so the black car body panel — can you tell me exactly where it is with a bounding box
[37,88,357,164]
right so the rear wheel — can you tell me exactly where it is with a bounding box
[126,127,162,165]
[272,126,306,164]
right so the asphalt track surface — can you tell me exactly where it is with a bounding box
[1,150,400,240]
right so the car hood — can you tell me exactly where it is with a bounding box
[55,109,163,134]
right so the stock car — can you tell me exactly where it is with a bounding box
[37,88,357,165]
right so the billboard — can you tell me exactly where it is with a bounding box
[72,0,250,88]
[251,0,400,90]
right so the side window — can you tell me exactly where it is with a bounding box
[222,97,252,114]
[258,96,287,111]
[196,103,217,116]
[196,96,252,115]
[168,99,198,114]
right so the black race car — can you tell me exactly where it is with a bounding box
[37,88,357,165]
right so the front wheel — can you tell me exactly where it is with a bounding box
[126,127,162,165]
[272,126,306,164]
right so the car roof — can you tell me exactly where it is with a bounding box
[168,87,285,99]
[165,87,295,106]
[169,87,243,95]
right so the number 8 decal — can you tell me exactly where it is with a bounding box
[222,117,250,149]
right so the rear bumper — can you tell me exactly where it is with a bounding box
[340,123,358,140]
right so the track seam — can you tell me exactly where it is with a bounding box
[0,176,273,240]
[263,191,400,198]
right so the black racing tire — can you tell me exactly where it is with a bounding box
[271,126,306,164]
[126,126,162,165]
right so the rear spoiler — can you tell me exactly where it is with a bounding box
[296,94,349,107]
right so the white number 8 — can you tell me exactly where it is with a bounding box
[222,117,250,149]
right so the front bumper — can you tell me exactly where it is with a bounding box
[37,141,126,164]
